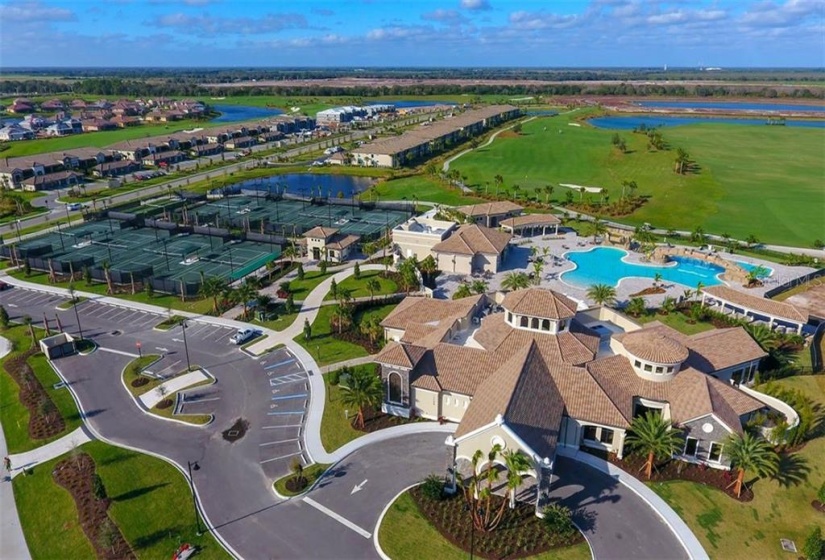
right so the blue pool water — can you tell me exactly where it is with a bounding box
[636,101,825,113]
[211,104,283,123]
[736,260,773,277]
[588,115,825,129]
[561,247,725,289]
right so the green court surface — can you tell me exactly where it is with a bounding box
[11,219,279,284]
[182,196,409,239]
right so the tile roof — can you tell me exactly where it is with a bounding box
[326,234,360,251]
[456,201,523,217]
[431,224,512,256]
[501,288,578,320]
[381,295,482,330]
[303,226,338,239]
[703,285,808,323]
[620,330,690,363]
[374,342,427,369]
[500,213,561,229]
[411,344,500,395]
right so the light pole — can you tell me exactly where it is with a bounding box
[464,504,475,560]
[181,320,191,372]
[187,461,203,536]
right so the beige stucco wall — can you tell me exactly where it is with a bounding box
[412,387,440,419]
[384,327,405,342]
[440,390,471,422]
[393,230,446,260]
[560,416,627,458]
[472,252,501,273]
[455,424,540,475]
[306,236,326,258]
[435,252,473,275]
[578,306,642,332]
[352,152,395,168]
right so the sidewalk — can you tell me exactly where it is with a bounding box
[0,336,31,560]
[556,447,709,560]
[319,355,375,374]
[8,426,95,480]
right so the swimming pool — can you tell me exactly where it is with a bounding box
[735,260,773,278]
[560,247,725,289]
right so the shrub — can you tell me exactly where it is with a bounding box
[420,473,444,501]
[803,526,823,560]
[542,503,577,539]
[92,473,107,500]
[328,369,340,386]
[818,481,825,504]
[296,264,305,280]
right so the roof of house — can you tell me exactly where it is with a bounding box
[374,342,428,369]
[500,213,561,229]
[501,288,578,320]
[703,285,808,323]
[456,201,523,217]
[381,294,482,331]
[303,226,338,239]
[326,234,360,251]
[620,330,690,363]
[431,224,512,256]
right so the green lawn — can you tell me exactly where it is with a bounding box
[650,375,825,559]
[370,175,483,206]
[121,354,163,397]
[637,310,716,335]
[8,270,214,315]
[0,325,82,453]
[293,303,397,367]
[322,270,399,301]
[13,440,230,560]
[287,270,336,301]
[249,303,301,332]
[450,111,825,247]
[320,370,373,453]
[378,491,591,560]
[273,463,331,497]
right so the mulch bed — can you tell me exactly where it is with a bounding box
[130,377,149,388]
[3,347,65,440]
[285,476,308,493]
[222,418,249,442]
[630,286,666,296]
[355,408,420,434]
[604,452,754,502]
[156,398,174,410]
[410,487,583,559]
[52,453,135,560]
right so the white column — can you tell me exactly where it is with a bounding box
[769,317,775,330]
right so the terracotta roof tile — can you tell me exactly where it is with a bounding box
[381,295,482,330]
[500,213,561,229]
[303,226,338,239]
[432,224,512,256]
[456,201,523,217]
[620,330,690,363]
[501,288,578,320]
[703,285,808,323]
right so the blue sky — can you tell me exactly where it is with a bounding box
[0,0,823,68]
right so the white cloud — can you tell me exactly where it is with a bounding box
[149,12,308,35]
[0,1,75,22]
[460,0,491,11]
[421,9,467,24]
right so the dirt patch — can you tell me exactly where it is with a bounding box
[630,286,667,297]
[410,486,583,559]
[3,346,65,440]
[155,398,174,410]
[812,500,825,514]
[52,453,135,560]
[222,418,249,442]
[497,130,521,139]
[130,377,149,388]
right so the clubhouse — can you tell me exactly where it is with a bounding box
[374,288,783,514]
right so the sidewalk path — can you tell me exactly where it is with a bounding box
[7,426,95,481]
[139,369,210,409]
[0,335,32,560]
[557,447,709,560]
[318,355,375,374]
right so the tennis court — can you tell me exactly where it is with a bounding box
[9,219,280,293]
[179,196,409,239]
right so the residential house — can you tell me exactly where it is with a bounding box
[94,160,141,178]
[0,125,35,141]
[22,170,83,191]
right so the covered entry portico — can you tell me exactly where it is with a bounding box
[500,214,561,237]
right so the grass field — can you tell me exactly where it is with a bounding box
[321,370,370,453]
[450,111,825,247]
[273,463,331,497]
[12,440,229,560]
[322,269,398,301]
[637,310,716,335]
[0,325,82,454]
[371,175,483,206]
[378,491,592,560]
[650,375,825,559]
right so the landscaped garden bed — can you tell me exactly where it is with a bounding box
[407,486,584,559]
[3,346,66,441]
[121,354,162,397]
[51,453,135,560]
[273,463,331,497]
[154,315,186,331]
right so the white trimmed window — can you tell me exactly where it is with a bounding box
[708,442,723,463]
[684,437,698,457]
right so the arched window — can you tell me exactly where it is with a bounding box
[388,372,403,404]
[520,315,528,328]
[531,317,539,330]
[542,319,551,331]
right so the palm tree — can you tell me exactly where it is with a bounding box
[199,276,228,314]
[339,368,383,429]
[255,294,273,317]
[418,255,438,283]
[501,271,531,291]
[23,315,37,349]
[365,277,381,301]
[592,219,608,242]
[501,449,531,509]
[532,260,544,285]
[586,283,616,306]
[236,280,258,319]
[625,296,646,317]
[745,323,778,352]
[543,184,555,205]
[102,260,114,295]
[493,174,504,197]
[452,283,473,300]
[511,184,521,201]
[653,272,663,287]
[660,296,677,315]
[470,279,488,295]
[625,412,683,479]
[724,432,779,498]
[674,147,690,174]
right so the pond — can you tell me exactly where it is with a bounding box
[222,173,375,199]
[635,101,825,113]
[588,115,825,129]
[210,104,283,123]
[368,100,456,108]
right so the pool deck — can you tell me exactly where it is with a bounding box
[435,230,816,307]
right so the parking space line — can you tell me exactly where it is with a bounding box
[260,451,301,464]
[184,396,220,403]
[303,498,372,539]
[259,439,298,446]
[264,358,296,370]
[267,411,303,416]
[261,425,302,429]
[271,394,307,400]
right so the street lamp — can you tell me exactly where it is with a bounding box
[181,320,191,372]
[187,461,203,536]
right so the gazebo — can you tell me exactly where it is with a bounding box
[701,285,808,334]
[499,214,561,237]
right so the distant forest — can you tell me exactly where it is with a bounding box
[2,68,824,99]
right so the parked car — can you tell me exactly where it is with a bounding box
[67,203,82,211]
[230,328,256,345]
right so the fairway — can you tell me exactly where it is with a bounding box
[451,111,825,247]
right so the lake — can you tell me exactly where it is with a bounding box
[224,173,375,198]
[369,100,456,108]
[635,101,825,113]
[211,104,283,123]
[588,115,825,130]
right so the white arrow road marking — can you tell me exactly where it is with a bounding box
[171,338,183,343]
[155,347,169,352]
[7,303,18,308]
[350,479,368,495]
